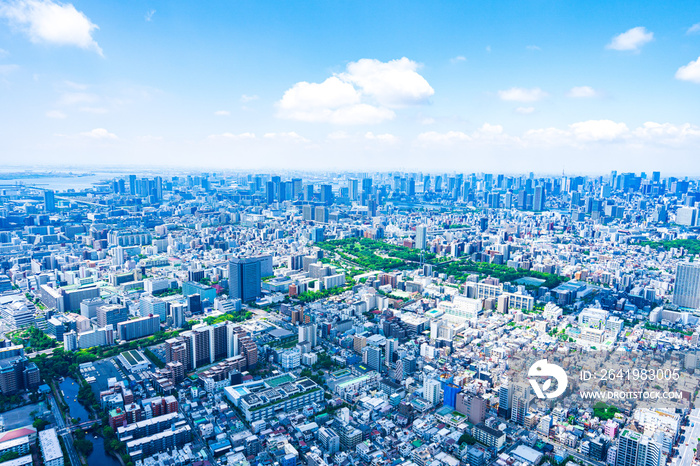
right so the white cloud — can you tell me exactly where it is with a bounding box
[340,57,434,107]
[418,131,470,144]
[241,94,258,102]
[63,80,86,90]
[365,132,398,143]
[515,107,535,114]
[687,23,700,35]
[0,0,103,55]
[214,110,231,116]
[526,45,541,51]
[0,64,19,74]
[632,122,700,145]
[263,132,310,143]
[277,57,431,125]
[208,132,255,140]
[450,55,466,64]
[606,27,653,52]
[421,117,435,125]
[145,9,155,21]
[0,48,8,58]
[327,131,349,140]
[570,120,629,141]
[45,109,66,119]
[675,57,700,84]
[567,86,599,98]
[498,87,548,102]
[58,92,98,105]
[79,106,108,114]
[80,128,117,139]
[485,45,491,53]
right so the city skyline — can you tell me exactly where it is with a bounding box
[0,0,699,172]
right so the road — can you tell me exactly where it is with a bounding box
[48,394,81,466]
[676,408,700,466]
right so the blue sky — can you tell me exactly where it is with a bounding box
[1,0,700,174]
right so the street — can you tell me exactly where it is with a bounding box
[675,408,700,466]
[48,394,81,466]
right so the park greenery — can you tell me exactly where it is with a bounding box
[297,285,353,304]
[438,260,567,289]
[639,239,700,256]
[593,402,619,420]
[317,237,439,270]
[203,310,253,326]
[11,326,58,352]
[317,237,567,289]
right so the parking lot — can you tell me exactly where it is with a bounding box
[89,358,127,395]
[0,403,47,430]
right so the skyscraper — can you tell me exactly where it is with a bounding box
[415,225,427,250]
[229,257,262,302]
[44,190,56,212]
[673,263,700,309]
[533,185,545,211]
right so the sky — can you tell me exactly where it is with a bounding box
[1,0,700,175]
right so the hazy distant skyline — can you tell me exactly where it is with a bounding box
[1,0,700,173]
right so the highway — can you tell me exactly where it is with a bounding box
[48,394,81,466]
[675,408,700,466]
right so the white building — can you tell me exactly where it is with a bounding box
[39,428,63,466]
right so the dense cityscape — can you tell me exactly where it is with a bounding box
[0,170,696,466]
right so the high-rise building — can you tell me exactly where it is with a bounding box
[298,324,317,347]
[673,263,700,309]
[509,382,530,426]
[140,295,167,322]
[615,429,662,466]
[97,304,129,328]
[533,185,546,211]
[229,257,263,302]
[117,315,160,341]
[44,190,56,212]
[415,225,427,250]
[423,378,441,405]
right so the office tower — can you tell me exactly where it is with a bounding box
[303,184,314,201]
[320,184,333,205]
[504,191,513,209]
[652,171,661,183]
[298,324,317,347]
[229,257,262,302]
[302,204,315,221]
[265,181,275,204]
[44,190,56,212]
[533,185,545,211]
[415,225,427,250]
[673,263,700,309]
[140,295,167,322]
[385,338,397,368]
[129,174,137,195]
[154,176,163,201]
[291,178,302,199]
[363,346,382,372]
[314,206,328,223]
[97,304,129,328]
[348,178,359,201]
